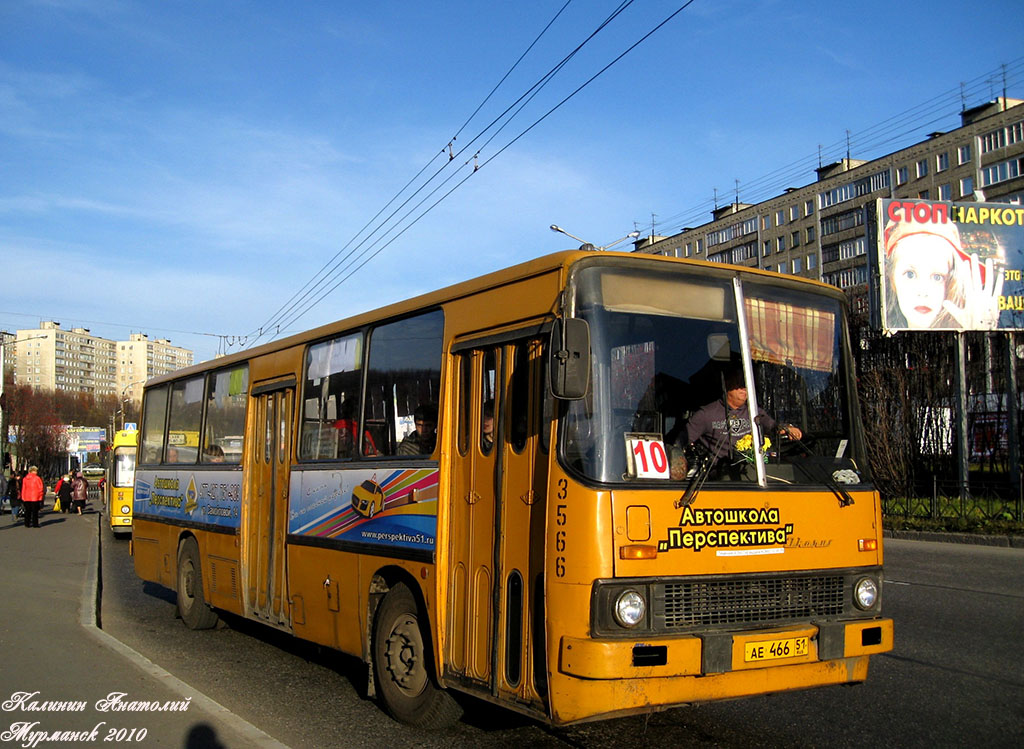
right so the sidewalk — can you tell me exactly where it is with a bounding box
[0,500,287,748]
[884,527,1024,547]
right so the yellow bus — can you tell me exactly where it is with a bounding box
[131,250,892,727]
[108,428,137,535]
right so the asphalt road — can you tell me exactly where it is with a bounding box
[100,533,1024,748]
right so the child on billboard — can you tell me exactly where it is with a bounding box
[883,210,1003,330]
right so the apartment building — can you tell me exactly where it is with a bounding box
[10,323,193,403]
[12,321,117,396]
[637,97,1024,317]
[117,333,194,404]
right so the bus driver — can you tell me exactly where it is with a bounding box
[686,367,802,463]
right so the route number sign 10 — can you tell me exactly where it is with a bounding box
[627,436,670,479]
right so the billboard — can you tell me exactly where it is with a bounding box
[873,199,1024,332]
[66,426,107,452]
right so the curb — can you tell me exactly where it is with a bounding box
[81,512,289,749]
[884,529,1024,548]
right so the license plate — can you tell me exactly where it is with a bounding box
[744,636,809,662]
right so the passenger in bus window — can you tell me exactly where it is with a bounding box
[166,447,179,463]
[204,444,225,463]
[334,400,378,458]
[397,404,437,456]
[685,367,801,465]
[481,400,495,452]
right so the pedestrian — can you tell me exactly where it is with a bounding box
[57,474,73,515]
[21,465,44,528]
[7,470,22,524]
[53,474,65,512]
[71,471,89,515]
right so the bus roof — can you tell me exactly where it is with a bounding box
[143,249,844,388]
[112,428,138,446]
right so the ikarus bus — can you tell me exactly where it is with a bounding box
[130,250,893,728]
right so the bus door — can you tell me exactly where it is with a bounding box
[244,379,294,630]
[448,335,548,709]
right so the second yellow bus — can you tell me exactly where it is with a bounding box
[107,428,137,535]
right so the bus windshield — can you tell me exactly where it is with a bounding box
[562,262,868,488]
[113,446,136,488]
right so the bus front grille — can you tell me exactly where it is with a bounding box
[655,574,846,630]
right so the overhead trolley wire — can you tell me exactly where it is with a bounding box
[451,0,575,144]
[653,58,1024,232]
[252,1,640,345]
[248,0,591,345]
[249,1,655,345]
[651,57,1024,234]
[270,1,698,337]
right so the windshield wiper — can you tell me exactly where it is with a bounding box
[785,437,854,508]
[674,436,725,509]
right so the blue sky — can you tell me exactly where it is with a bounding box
[2,0,1023,363]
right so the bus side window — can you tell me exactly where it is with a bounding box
[140,384,169,465]
[201,365,248,465]
[508,343,533,453]
[299,333,363,461]
[167,376,204,465]
[365,310,444,457]
[480,348,498,455]
[457,354,470,457]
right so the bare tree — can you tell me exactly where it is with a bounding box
[4,384,68,478]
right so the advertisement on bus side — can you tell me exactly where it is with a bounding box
[288,467,438,553]
[134,470,242,529]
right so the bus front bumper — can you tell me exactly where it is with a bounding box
[548,618,892,724]
[558,617,893,679]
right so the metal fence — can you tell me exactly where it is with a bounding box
[881,476,1023,523]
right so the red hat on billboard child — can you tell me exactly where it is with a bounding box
[884,214,983,284]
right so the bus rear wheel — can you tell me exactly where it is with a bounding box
[176,537,218,630]
[373,582,461,728]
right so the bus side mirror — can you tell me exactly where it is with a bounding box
[549,318,590,400]
[707,334,732,361]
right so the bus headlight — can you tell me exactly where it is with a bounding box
[854,576,879,610]
[121,505,131,515]
[613,589,646,628]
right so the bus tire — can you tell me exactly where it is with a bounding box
[373,582,461,728]
[176,537,218,630]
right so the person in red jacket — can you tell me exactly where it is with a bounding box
[20,465,44,528]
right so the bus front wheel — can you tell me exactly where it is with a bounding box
[176,537,218,630]
[373,582,461,728]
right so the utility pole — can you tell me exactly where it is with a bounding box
[0,331,10,472]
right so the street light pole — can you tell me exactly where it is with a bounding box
[550,224,595,251]
[118,380,145,430]
[550,224,640,251]
[0,333,8,472]
[599,230,643,251]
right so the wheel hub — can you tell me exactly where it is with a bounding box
[385,614,427,695]
[182,563,195,600]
